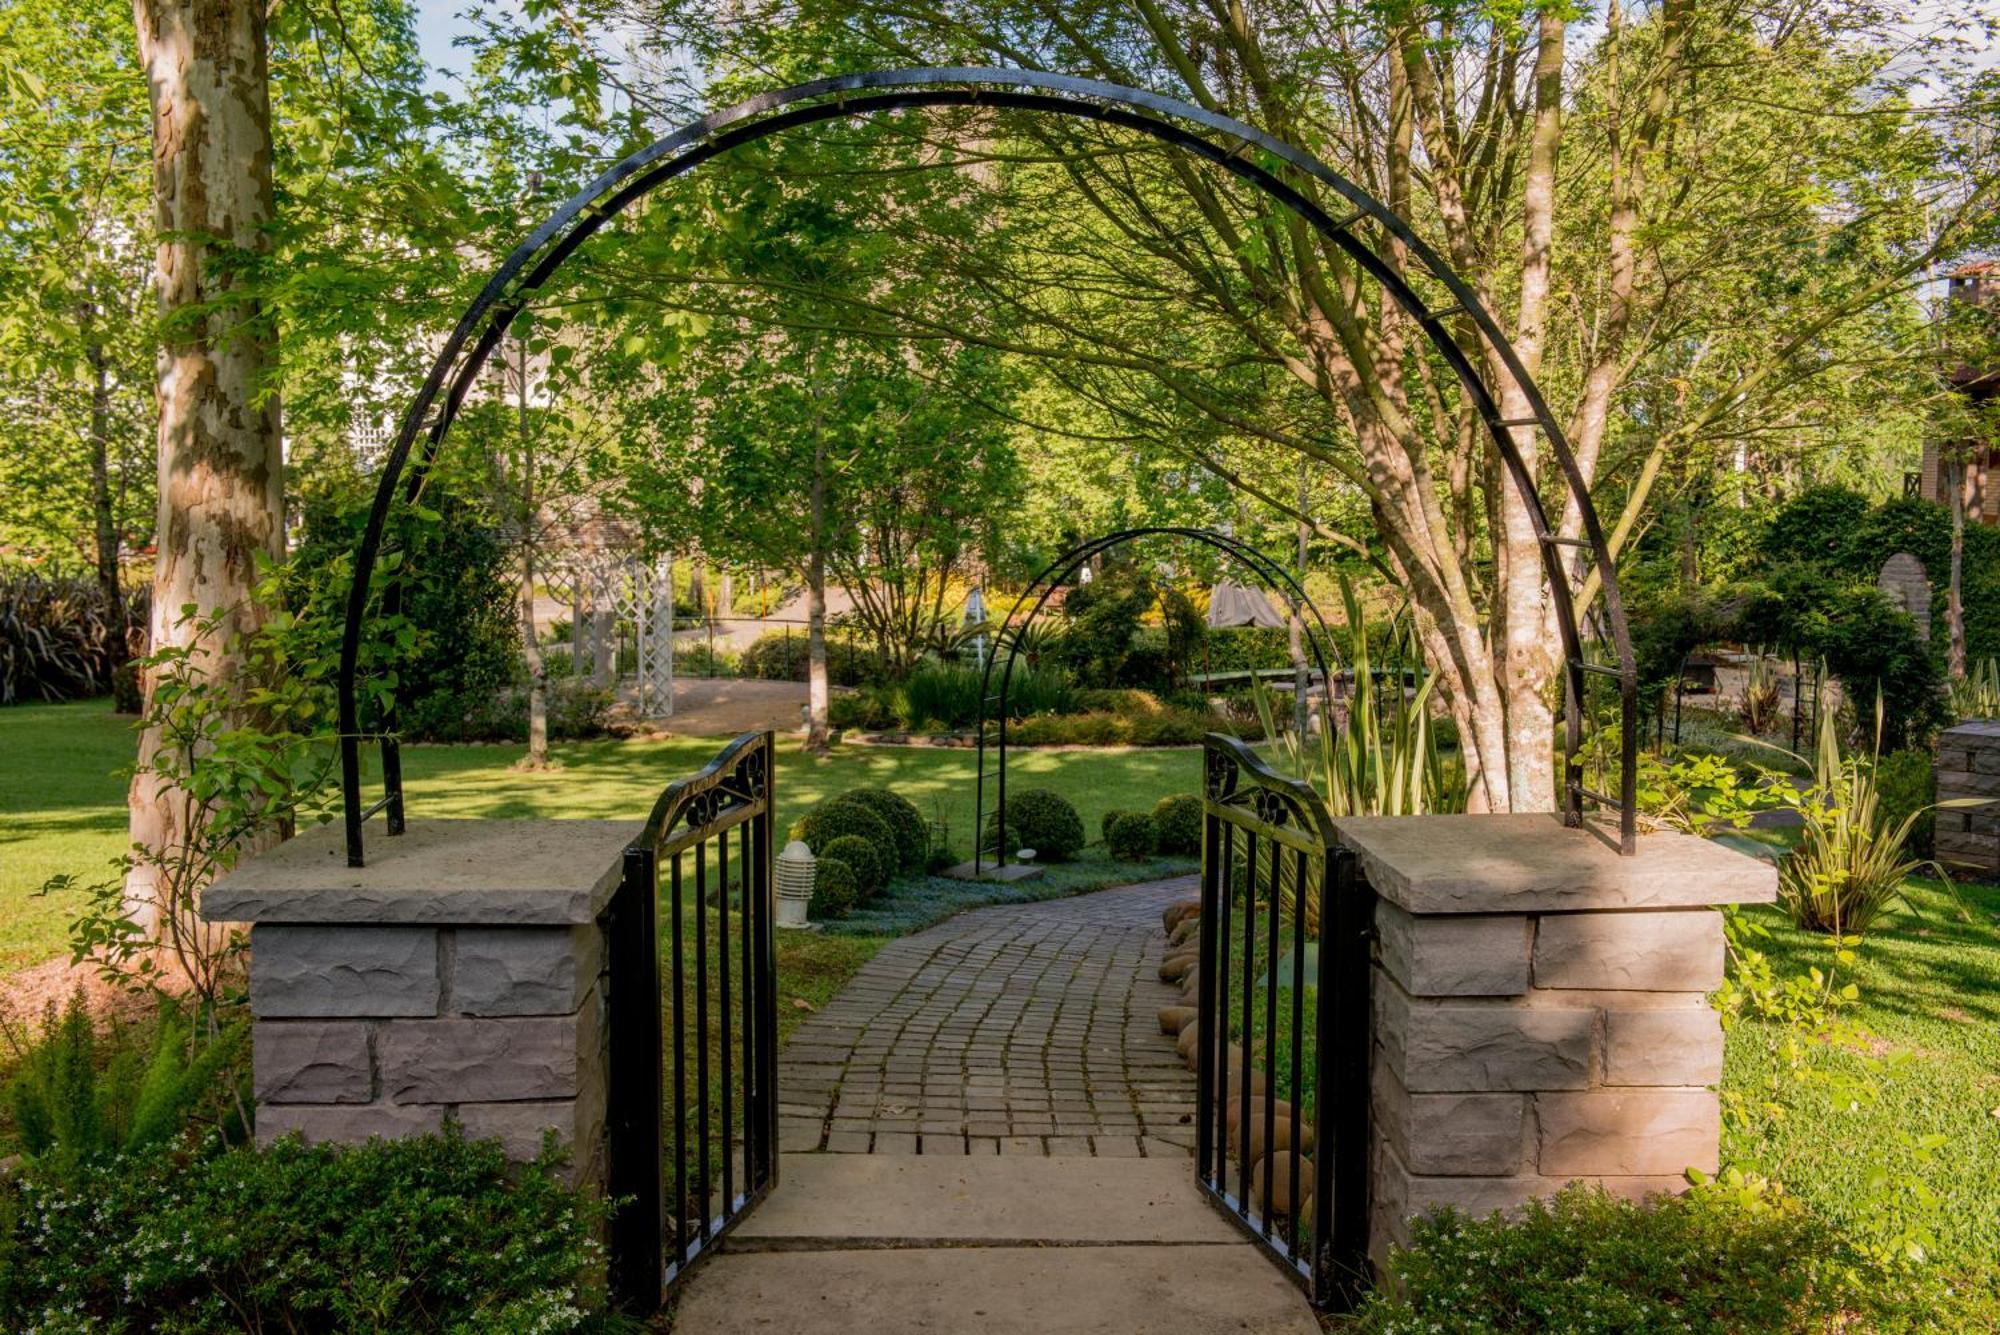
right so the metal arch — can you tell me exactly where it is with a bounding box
[337,65,1639,866]
[973,525,1342,874]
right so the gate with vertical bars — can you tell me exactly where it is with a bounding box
[1196,733,1375,1310]
[604,730,779,1309]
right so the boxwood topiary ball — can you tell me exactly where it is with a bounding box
[835,787,928,871]
[981,787,1085,861]
[1105,811,1159,861]
[1100,808,1133,842]
[1152,793,1203,856]
[821,833,889,898]
[811,858,861,918]
[791,797,895,860]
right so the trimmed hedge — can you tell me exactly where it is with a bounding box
[810,857,861,918]
[821,834,888,899]
[1104,811,1158,861]
[836,787,928,872]
[791,798,895,860]
[1152,793,1203,855]
[739,630,880,687]
[1100,808,1133,841]
[982,787,1085,861]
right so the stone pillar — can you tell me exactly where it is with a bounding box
[202,819,638,1188]
[1936,721,2000,876]
[1332,813,1776,1265]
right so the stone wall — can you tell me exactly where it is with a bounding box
[1332,813,1775,1263]
[1936,720,2000,876]
[203,819,639,1189]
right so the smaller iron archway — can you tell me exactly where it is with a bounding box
[974,527,1340,873]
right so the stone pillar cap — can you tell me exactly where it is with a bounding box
[1333,813,1777,915]
[203,819,641,925]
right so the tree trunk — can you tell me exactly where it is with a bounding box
[805,440,831,752]
[1289,459,1310,741]
[517,334,550,767]
[1946,452,1967,678]
[83,304,127,671]
[126,0,283,936]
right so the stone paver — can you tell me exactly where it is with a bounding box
[669,878,1320,1334]
[779,876,1200,1156]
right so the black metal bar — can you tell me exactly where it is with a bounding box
[1575,660,1622,679]
[670,852,688,1270]
[739,815,754,1199]
[1196,806,1221,1186]
[695,840,711,1241]
[1319,846,1369,1310]
[1238,828,1257,1220]
[1262,832,1281,1239]
[758,785,780,1188]
[1213,817,1234,1198]
[719,821,733,1214]
[1287,844,1306,1260]
[606,846,664,1310]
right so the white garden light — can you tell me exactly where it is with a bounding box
[776,839,815,928]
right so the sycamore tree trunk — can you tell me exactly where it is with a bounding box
[127,0,283,935]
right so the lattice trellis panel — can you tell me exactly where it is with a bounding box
[566,555,675,718]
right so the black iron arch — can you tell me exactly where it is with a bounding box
[336,66,1639,866]
[972,525,1342,874]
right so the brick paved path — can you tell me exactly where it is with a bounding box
[777,876,1200,1158]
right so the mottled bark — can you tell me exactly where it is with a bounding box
[127,0,283,932]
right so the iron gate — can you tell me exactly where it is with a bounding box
[605,730,779,1309]
[1197,733,1373,1309]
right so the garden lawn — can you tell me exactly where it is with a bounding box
[0,699,1212,981]
[0,699,137,974]
[1724,874,2000,1275]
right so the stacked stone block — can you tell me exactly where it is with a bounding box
[1935,721,2000,876]
[204,819,637,1190]
[1333,813,1774,1263]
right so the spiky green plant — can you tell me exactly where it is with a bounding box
[1243,579,1465,934]
[1771,702,1973,935]
[1947,656,2000,722]
[1252,576,1465,820]
[7,991,249,1174]
[1738,650,1783,735]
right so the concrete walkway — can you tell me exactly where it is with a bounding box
[669,878,1319,1334]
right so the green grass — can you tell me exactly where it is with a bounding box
[1723,874,2000,1272]
[0,699,138,974]
[0,698,1210,981]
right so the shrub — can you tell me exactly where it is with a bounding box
[791,797,896,859]
[1006,706,1248,746]
[1152,793,1204,855]
[821,834,888,898]
[0,1129,607,1331]
[1104,811,1158,861]
[837,788,928,871]
[1100,808,1133,841]
[1334,1182,1851,1335]
[739,630,879,686]
[981,787,1085,861]
[396,676,615,744]
[896,663,1079,729]
[7,994,248,1175]
[810,857,861,918]
[291,482,520,745]
[1873,747,1937,859]
[829,687,899,731]
[1075,687,1164,715]
[0,574,145,705]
